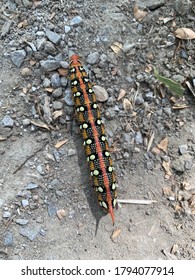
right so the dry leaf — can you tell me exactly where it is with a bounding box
[55,139,68,149]
[110,228,121,242]
[145,65,153,73]
[159,16,174,24]
[111,67,118,76]
[31,119,50,130]
[162,187,175,198]
[175,28,195,40]
[147,131,155,152]
[123,98,132,112]
[52,110,63,120]
[43,96,52,124]
[162,160,172,177]
[157,137,168,152]
[110,42,123,54]
[58,68,68,76]
[117,89,126,101]
[172,105,190,110]
[133,5,147,22]
[57,209,66,220]
[0,136,7,141]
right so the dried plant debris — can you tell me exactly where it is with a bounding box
[175,28,195,40]
[133,5,147,22]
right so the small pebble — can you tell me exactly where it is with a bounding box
[52,88,63,98]
[4,231,13,246]
[179,144,188,155]
[45,29,61,44]
[86,52,99,65]
[43,78,51,87]
[93,85,108,102]
[44,41,56,54]
[36,164,45,175]
[135,131,143,144]
[53,101,63,110]
[68,148,76,156]
[26,182,39,190]
[3,211,11,218]
[15,218,29,225]
[64,89,74,106]
[70,16,83,26]
[11,49,26,67]
[22,118,31,126]
[64,25,71,33]
[21,199,29,207]
[47,202,57,216]
[1,115,14,127]
[51,73,61,88]
[19,226,40,241]
[40,60,61,72]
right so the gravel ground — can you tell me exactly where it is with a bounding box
[0,0,195,260]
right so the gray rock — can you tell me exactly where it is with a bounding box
[21,199,29,207]
[36,164,45,175]
[163,107,172,116]
[135,131,143,144]
[36,38,46,50]
[179,144,188,155]
[174,0,192,16]
[11,49,26,67]
[60,77,68,87]
[1,20,12,37]
[15,218,29,225]
[53,149,60,162]
[123,42,136,53]
[3,211,11,218]
[43,78,51,87]
[19,226,40,241]
[47,202,57,216]
[64,25,71,33]
[1,115,14,127]
[53,101,63,110]
[44,41,56,54]
[52,88,63,98]
[4,231,13,246]
[135,95,144,105]
[40,60,61,71]
[70,16,83,26]
[22,118,31,126]
[45,29,61,44]
[26,182,39,190]
[51,73,61,88]
[86,52,99,65]
[64,89,74,106]
[68,149,76,156]
[185,159,193,170]
[0,198,5,207]
[172,157,185,172]
[144,92,154,102]
[60,61,69,68]
[136,73,145,82]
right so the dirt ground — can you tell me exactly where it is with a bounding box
[0,0,195,260]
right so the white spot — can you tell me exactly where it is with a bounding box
[93,103,98,109]
[90,154,95,160]
[93,170,99,176]
[98,186,104,193]
[105,151,110,157]
[76,108,80,112]
[71,68,75,72]
[97,119,101,125]
[113,198,117,207]
[108,166,113,172]
[86,139,92,145]
[88,89,93,93]
[83,141,86,146]
[72,80,77,85]
[79,125,82,130]
[83,123,88,129]
[112,183,116,190]
[76,92,81,96]
[99,201,102,207]
[101,136,106,141]
[87,156,90,161]
[79,106,84,112]
[101,201,108,209]
[84,78,89,82]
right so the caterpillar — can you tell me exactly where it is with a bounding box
[69,54,117,224]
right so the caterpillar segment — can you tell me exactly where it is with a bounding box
[69,54,117,224]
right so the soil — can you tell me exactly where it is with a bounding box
[0,0,195,260]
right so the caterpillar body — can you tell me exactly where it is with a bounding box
[69,54,117,224]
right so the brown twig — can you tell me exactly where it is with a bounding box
[13,141,49,174]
